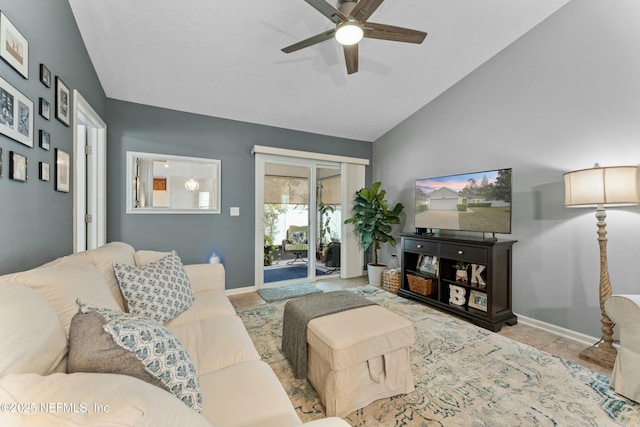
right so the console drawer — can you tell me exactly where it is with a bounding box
[403,239,438,254]
[440,243,487,264]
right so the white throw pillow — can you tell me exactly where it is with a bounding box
[114,251,194,324]
[72,302,202,412]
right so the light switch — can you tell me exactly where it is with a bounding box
[230,207,240,216]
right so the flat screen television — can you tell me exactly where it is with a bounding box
[415,168,512,234]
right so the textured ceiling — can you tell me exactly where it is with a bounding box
[68,0,569,142]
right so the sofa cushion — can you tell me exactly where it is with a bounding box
[70,303,202,412]
[199,360,301,427]
[135,249,171,266]
[184,264,226,294]
[166,290,236,327]
[7,255,121,336]
[0,372,213,427]
[75,241,136,311]
[167,315,260,375]
[0,282,67,377]
[114,251,194,324]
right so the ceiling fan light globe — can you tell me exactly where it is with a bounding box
[335,22,363,45]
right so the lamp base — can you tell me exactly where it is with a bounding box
[579,345,616,370]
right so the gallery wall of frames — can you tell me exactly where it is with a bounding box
[0,10,71,192]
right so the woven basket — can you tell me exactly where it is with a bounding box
[382,268,401,294]
[407,274,435,296]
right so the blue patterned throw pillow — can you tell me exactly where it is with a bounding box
[75,302,202,412]
[290,231,307,244]
[114,251,193,324]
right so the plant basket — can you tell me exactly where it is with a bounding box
[407,274,435,296]
[382,268,401,294]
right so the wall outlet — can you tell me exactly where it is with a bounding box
[230,207,240,216]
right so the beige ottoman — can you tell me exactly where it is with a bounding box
[306,305,415,417]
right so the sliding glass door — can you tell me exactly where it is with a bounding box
[256,155,341,288]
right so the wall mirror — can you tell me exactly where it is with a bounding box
[126,151,221,214]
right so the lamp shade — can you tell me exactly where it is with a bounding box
[564,165,640,207]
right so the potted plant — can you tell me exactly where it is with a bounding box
[344,182,404,286]
[264,234,275,266]
[453,261,469,283]
[317,199,335,260]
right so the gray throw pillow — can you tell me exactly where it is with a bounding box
[68,302,202,412]
[113,250,193,324]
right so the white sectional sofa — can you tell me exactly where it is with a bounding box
[605,295,640,403]
[0,242,350,427]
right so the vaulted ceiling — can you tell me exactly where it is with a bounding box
[68,0,570,142]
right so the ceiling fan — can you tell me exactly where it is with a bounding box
[282,0,427,74]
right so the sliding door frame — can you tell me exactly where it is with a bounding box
[252,146,368,290]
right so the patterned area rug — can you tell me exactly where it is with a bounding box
[237,285,640,427]
[257,283,323,302]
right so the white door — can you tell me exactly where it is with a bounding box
[73,91,107,252]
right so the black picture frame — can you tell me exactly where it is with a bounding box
[55,148,69,192]
[40,64,51,88]
[39,161,49,181]
[0,12,29,79]
[39,129,50,150]
[9,151,27,182]
[0,76,34,147]
[39,97,50,120]
[55,77,70,126]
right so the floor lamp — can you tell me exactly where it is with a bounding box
[563,164,640,369]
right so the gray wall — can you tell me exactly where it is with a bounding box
[106,99,372,290]
[0,0,105,275]
[374,0,640,338]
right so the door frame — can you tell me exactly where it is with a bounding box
[72,90,107,252]
[252,145,368,289]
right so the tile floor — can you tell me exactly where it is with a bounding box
[228,275,612,376]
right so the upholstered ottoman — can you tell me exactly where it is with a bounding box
[306,305,415,417]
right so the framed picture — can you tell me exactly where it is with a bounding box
[40,64,51,87]
[468,290,488,312]
[0,12,28,79]
[9,151,27,182]
[55,148,69,192]
[39,129,50,150]
[0,76,33,147]
[39,161,49,181]
[39,97,50,120]
[55,77,70,126]
[416,254,439,276]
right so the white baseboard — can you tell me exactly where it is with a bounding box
[514,313,601,347]
[225,285,257,296]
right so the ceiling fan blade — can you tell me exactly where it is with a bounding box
[343,44,358,74]
[350,0,384,22]
[282,29,337,54]
[364,22,427,44]
[303,0,347,23]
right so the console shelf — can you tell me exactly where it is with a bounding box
[397,233,517,332]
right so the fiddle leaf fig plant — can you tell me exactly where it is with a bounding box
[344,182,404,266]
